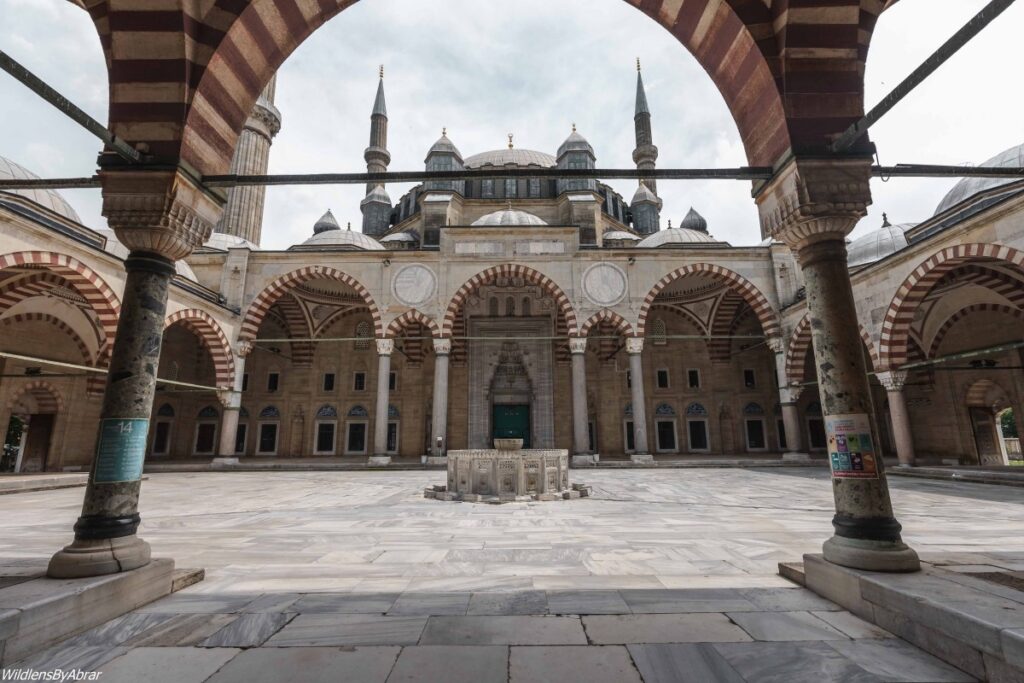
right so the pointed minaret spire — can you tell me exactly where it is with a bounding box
[635,59,650,116]
[631,59,660,231]
[362,68,393,237]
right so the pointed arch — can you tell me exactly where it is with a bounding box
[164,309,235,388]
[579,309,635,339]
[0,313,95,365]
[387,310,442,339]
[442,264,578,337]
[928,304,1024,359]
[240,266,382,341]
[637,264,780,339]
[786,313,880,384]
[879,244,1024,368]
[7,380,63,414]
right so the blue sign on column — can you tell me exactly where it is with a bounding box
[93,418,149,483]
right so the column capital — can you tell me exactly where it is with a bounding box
[779,385,804,404]
[100,167,224,260]
[568,337,588,355]
[625,337,644,355]
[217,390,241,409]
[376,338,395,356]
[766,336,786,354]
[432,337,452,355]
[756,157,872,250]
[876,370,909,392]
[236,340,254,358]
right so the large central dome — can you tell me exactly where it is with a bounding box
[464,149,556,168]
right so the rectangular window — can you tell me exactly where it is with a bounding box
[743,369,756,389]
[745,419,767,450]
[808,418,827,450]
[315,422,336,454]
[656,420,677,452]
[234,423,247,454]
[656,369,670,389]
[505,178,517,198]
[346,422,367,454]
[687,369,701,389]
[529,178,541,197]
[353,372,366,392]
[389,372,397,392]
[387,421,399,454]
[482,179,495,198]
[152,421,171,455]
[267,373,279,392]
[194,423,217,454]
[777,419,788,451]
[257,423,278,455]
[624,420,635,452]
[687,419,709,451]
[241,374,249,392]
[322,373,336,392]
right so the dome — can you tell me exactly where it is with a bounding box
[464,149,555,168]
[603,230,640,242]
[637,227,717,248]
[557,129,594,158]
[934,143,1024,216]
[0,156,81,223]
[679,208,708,234]
[94,228,197,280]
[203,232,258,251]
[380,231,418,243]
[471,209,548,226]
[313,209,341,234]
[300,227,385,251]
[426,131,463,161]
[847,218,915,267]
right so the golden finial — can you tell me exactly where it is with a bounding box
[508,133,514,149]
[379,65,384,79]
[442,127,447,136]
[636,57,641,73]
[572,122,577,133]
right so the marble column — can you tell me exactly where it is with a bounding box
[626,338,650,460]
[430,338,451,458]
[214,351,247,465]
[569,338,590,457]
[769,337,808,460]
[372,338,393,462]
[877,371,915,467]
[760,158,918,573]
[48,168,219,578]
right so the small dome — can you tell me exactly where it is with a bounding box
[679,208,708,234]
[471,209,548,226]
[299,224,385,250]
[935,142,1024,216]
[0,156,81,223]
[847,218,915,267]
[603,230,640,242]
[426,132,463,161]
[557,128,594,158]
[631,182,658,205]
[637,227,717,248]
[203,232,258,251]
[314,209,341,234]
[463,149,556,168]
[380,231,418,243]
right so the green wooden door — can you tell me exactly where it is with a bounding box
[492,404,530,448]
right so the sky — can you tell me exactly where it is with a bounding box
[1,0,1022,249]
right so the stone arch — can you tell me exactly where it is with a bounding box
[6,380,64,414]
[879,244,1024,369]
[965,378,1011,411]
[0,313,95,365]
[442,264,579,337]
[0,252,120,346]
[240,266,382,342]
[786,313,880,384]
[928,304,1024,359]
[386,310,442,339]
[164,309,235,388]
[579,309,635,339]
[637,264,780,339]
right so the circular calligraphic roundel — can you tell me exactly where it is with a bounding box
[392,264,437,307]
[582,263,627,306]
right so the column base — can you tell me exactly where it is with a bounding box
[425,456,447,466]
[47,535,152,579]
[782,452,811,462]
[572,454,598,467]
[367,456,392,466]
[822,535,920,573]
[630,453,654,464]
[210,457,239,467]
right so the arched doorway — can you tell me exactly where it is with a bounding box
[965,379,1011,466]
[3,382,63,473]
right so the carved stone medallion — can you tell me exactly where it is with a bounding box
[392,264,437,307]
[582,263,627,306]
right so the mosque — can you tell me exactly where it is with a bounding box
[1,69,1023,471]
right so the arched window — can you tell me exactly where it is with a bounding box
[152,403,175,456]
[257,406,280,455]
[259,406,280,419]
[489,297,499,317]
[348,405,369,417]
[685,403,708,417]
[197,405,220,419]
[743,403,765,415]
[194,406,219,455]
[655,403,676,416]
[522,297,531,316]
[157,403,175,417]
[506,296,515,317]
[314,405,339,455]
[354,321,372,350]
[651,318,667,346]
[316,405,338,418]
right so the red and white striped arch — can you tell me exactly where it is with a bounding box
[928,304,1024,359]
[164,309,236,388]
[879,244,1024,369]
[0,313,95,366]
[387,310,442,339]
[637,264,780,339]
[442,264,579,338]
[786,313,880,385]
[578,309,636,339]
[6,380,64,414]
[240,267,382,342]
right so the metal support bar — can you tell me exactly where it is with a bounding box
[0,50,142,164]
[830,0,1017,152]
[0,350,226,391]
[253,334,767,343]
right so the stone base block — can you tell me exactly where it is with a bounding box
[367,456,392,466]
[782,452,811,462]
[822,535,921,572]
[572,455,598,467]
[630,453,655,464]
[210,457,239,467]
[425,457,448,467]
[48,535,152,579]
[424,484,589,505]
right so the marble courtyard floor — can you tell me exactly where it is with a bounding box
[2,468,1021,681]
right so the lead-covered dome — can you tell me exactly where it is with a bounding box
[557,129,594,158]
[204,232,258,251]
[471,209,548,226]
[299,211,384,250]
[464,149,555,168]
[0,156,81,223]
[637,227,716,247]
[934,143,1024,216]
[426,131,463,161]
[847,218,915,267]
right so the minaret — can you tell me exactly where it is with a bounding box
[632,59,660,201]
[215,74,281,246]
[361,66,393,237]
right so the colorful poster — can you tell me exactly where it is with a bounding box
[825,413,878,479]
[93,418,149,483]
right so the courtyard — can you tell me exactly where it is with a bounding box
[1,469,1021,681]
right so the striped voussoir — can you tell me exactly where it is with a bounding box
[579,309,635,339]
[708,291,745,363]
[928,304,1024,359]
[86,344,112,397]
[313,306,369,339]
[240,266,382,342]
[164,309,235,388]
[785,313,880,384]
[933,264,1024,308]
[0,252,120,346]
[0,272,66,314]
[637,264,779,339]
[0,313,95,366]
[6,380,64,414]
[386,310,441,339]
[442,264,579,337]
[273,294,314,367]
[879,243,1024,369]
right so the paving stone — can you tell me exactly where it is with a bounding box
[546,590,629,615]
[419,616,587,645]
[871,604,987,680]
[828,638,976,682]
[627,643,745,683]
[388,592,472,616]
[205,646,400,683]
[97,647,240,683]
[510,646,641,683]
[713,641,882,683]
[11,645,128,672]
[199,612,294,647]
[1002,627,1024,669]
[727,611,849,641]
[122,614,239,647]
[60,613,180,647]
[467,591,548,615]
[239,593,301,613]
[620,589,759,614]
[812,610,895,639]
[265,614,427,646]
[292,592,400,614]
[582,614,752,644]
[739,587,841,612]
[134,592,260,614]
[388,646,508,682]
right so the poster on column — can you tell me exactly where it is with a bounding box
[93,418,149,483]
[825,413,878,479]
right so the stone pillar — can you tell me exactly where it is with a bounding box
[213,350,247,466]
[768,337,808,460]
[48,168,220,578]
[371,338,393,464]
[759,158,918,572]
[430,338,451,460]
[877,371,915,467]
[569,338,591,461]
[626,338,651,462]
